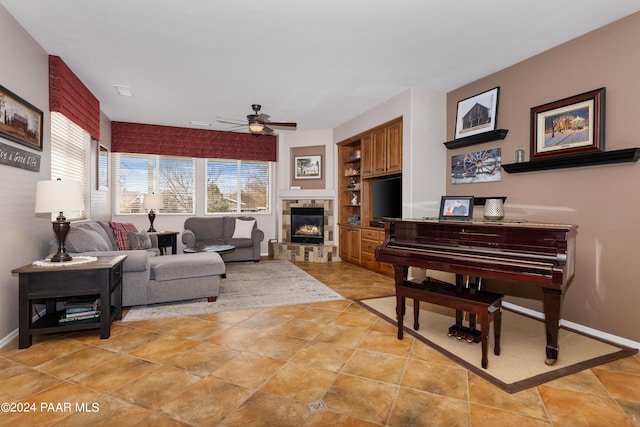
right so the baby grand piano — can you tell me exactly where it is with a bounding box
[375,219,577,365]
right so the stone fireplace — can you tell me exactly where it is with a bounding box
[270,199,336,262]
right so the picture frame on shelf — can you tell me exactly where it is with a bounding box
[97,143,109,191]
[454,87,499,139]
[294,155,322,179]
[0,84,44,151]
[530,87,605,160]
[439,196,474,220]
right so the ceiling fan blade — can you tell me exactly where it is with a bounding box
[257,113,270,122]
[264,121,297,129]
[216,117,245,125]
[262,126,275,135]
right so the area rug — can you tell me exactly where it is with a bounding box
[358,296,637,393]
[123,260,344,321]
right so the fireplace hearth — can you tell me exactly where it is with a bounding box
[290,207,324,244]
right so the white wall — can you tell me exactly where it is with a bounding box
[0,6,51,344]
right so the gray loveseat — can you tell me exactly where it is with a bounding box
[52,221,225,306]
[182,216,264,262]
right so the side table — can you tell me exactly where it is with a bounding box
[150,231,179,255]
[11,255,127,349]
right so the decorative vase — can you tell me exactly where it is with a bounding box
[483,198,504,220]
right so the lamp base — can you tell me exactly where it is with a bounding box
[147,211,157,232]
[51,216,72,262]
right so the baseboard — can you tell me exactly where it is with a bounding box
[503,301,640,350]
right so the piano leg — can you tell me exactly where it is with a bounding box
[543,288,563,365]
[396,293,405,340]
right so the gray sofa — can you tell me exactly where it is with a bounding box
[182,216,264,262]
[52,221,225,306]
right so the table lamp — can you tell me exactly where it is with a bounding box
[35,178,85,262]
[143,193,162,232]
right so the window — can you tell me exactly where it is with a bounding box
[114,153,195,214]
[206,159,270,214]
[50,112,90,220]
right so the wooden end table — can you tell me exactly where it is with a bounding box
[149,231,179,255]
[11,255,127,349]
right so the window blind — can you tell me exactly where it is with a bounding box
[50,112,89,220]
[206,159,270,214]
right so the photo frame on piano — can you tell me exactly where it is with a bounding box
[439,196,474,220]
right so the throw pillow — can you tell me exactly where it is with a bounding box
[109,222,138,250]
[127,231,152,250]
[231,218,255,239]
[66,227,111,252]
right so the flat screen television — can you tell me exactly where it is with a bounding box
[371,176,402,225]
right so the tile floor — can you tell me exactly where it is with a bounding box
[1,260,639,426]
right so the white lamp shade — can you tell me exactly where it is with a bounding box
[143,193,163,210]
[35,179,85,213]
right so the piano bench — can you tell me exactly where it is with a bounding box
[396,278,503,369]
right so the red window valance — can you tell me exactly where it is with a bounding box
[111,121,277,161]
[48,56,100,140]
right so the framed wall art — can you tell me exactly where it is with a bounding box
[455,87,499,139]
[439,196,474,220]
[294,155,322,179]
[0,84,44,151]
[530,87,605,160]
[97,143,109,190]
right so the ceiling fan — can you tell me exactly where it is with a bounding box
[216,104,297,135]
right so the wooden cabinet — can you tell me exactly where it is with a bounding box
[337,117,402,276]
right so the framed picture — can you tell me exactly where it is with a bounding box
[455,87,499,139]
[530,87,605,160]
[294,155,322,179]
[97,143,109,190]
[0,84,44,151]
[439,196,474,220]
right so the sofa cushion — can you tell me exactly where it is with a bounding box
[109,222,138,250]
[184,217,224,241]
[66,227,111,252]
[97,221,119,250]
[226,237,254,248]
[150,252,226,282]
[231,218,255,239]
[128,231,152,250]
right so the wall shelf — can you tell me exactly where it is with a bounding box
[502,148,640,173]
[443,129,509,149]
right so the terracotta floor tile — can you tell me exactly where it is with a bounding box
[53,395,155,426]
[0,368,60,401]
[164,316,230,341]
[314,324,369,348]
[111,365,201,411]
[290,341,355,371]
[402,357,468,400]
[330,311,378,330]
[388,387,469,427]
[212,351,285,388]
[0,356,30,380]
[305,410,381,426]
[323,374,397,425]
[538,384,634,426]
[262,304,308,319]
[342,348,407,384]
[295,307,342,324]
[468,373,548,420]
[260,362,337,402]
[309,299,352,312]
[616,399,640,426]
[409,339,460,366]
[359,329,413,357]
[165,342,240,376]
[220,391,309,427]
[4,338,87,367]
[68,354,155,393]
[274,317,327,340]
[469,403,552,427]
[237,311,290,331]
[35,346,120,379]
[544,368,610,396]
[592,368,640,402]
[90,327,162,353]
[201,308,263,325]
[163,376,254,426]
[247,333,309,360]
[128,335,199,363]
[206,325,268,350]
[597,353,640,375]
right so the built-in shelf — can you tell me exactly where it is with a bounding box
[502,148,640,173]
[443,129,509,149]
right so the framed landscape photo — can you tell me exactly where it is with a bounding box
[439,196,474,220]
[455,87,499,139]
[294,155,322,179]
[0,84,43,151]
[530,87,605,160]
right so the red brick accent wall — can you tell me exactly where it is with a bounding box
[111,121,277,161]
[49,56,100,140]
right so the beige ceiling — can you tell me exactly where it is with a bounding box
[1,0,638,134]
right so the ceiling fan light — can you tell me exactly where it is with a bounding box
[249,122,264,133]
